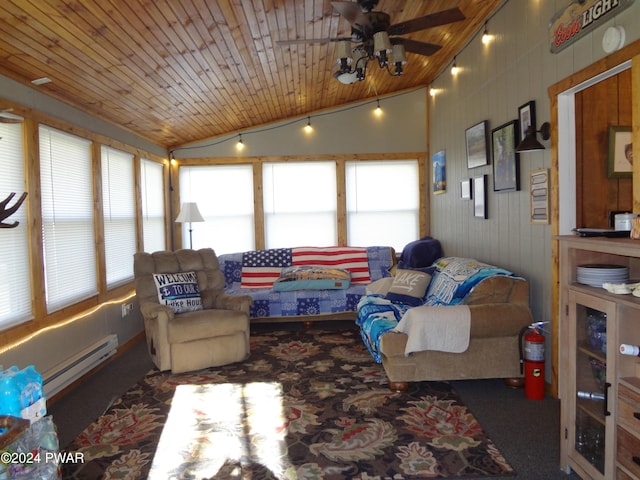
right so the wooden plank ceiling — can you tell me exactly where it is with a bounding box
[0,0,502,149]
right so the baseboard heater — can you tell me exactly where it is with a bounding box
[43,334,119,398]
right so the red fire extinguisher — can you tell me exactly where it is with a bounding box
[519,324,545,400]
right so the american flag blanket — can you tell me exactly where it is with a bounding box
[240,246,371,288]
[218,246,394,319]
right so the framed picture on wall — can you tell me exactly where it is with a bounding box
[465,121,489,168]
[492,120,520,192]
[432,150,446,194]
[473,175,487,219]
[607,125,632,178]
[461,178,472,200]
[518,101,536,142]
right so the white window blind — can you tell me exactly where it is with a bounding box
[140,158,166,253]
[263,162,337,248]
[346,160,419,251]
[40,126,97,312]
[101,146,136,287]
[179,165,254,254]
[0,122,32,329]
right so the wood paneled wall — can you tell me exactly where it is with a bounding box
[575,69,633,228]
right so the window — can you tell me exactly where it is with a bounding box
[40,126,97,312]
[346,160,419,251]
[0,122,32,329]
[140,158,166,253]
[179,165,255,254]
[263,162,337,248]
[101,146,136,287]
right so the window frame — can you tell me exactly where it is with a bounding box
[1,110,167,345]
[175,153,427,251]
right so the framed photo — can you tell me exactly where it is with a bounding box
[473,175,487,219]
[461,178,472,200]
[465,121,489,169]
[607,125,632,178]
[492,120,520,192]
[530,169,549,224]
[518,101,536,142]
[432,150,446,194]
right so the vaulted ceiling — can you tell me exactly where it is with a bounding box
[0,0,502,149]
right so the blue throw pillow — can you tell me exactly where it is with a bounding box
[399,237,442,268]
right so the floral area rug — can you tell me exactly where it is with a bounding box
[62,327,514,479]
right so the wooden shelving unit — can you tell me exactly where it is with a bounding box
[558,236,640,480]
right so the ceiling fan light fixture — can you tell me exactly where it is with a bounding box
[333,70,359,84]
[391,44,406,75]
[336,40,353,66]
[373,31,391,64]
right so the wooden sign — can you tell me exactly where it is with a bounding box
[549,0,635,54]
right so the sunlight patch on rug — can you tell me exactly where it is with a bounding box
[148,382,289,479]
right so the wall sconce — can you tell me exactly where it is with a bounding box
[516,122,551,152]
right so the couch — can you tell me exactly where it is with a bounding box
[133,248,252,373]
[357,256,533,391]
[218,246,395,323]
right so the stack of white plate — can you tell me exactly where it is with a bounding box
[576,264,629,287]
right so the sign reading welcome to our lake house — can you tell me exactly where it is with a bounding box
[549,0,634,53]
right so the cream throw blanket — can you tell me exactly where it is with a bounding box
[393,305,471,356]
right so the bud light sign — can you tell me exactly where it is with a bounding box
[153,271,203,313]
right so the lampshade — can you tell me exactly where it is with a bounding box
[336,40,352,63]
[391,44,406,64]
[373,31,391,56]
[516,122,551,153]
[175,202,204,223]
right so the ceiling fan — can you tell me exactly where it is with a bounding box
[0,108,24,124]
[277,0,465,84]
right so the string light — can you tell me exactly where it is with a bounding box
[482,22,490,44]
[171,89,424,157]
[374,99,382,116]
[303,116,313,133]
[450,56,459,76]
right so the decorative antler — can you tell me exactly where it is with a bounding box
[0,192,28,228]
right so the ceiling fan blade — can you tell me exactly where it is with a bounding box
[331,1,372,30]
[276,37,352,46]
[391,37,442,56]
[387,7,465,36]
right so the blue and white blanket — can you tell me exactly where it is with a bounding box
[356,294,410,362]
[356,257,522,362]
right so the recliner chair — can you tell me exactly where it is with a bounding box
[133,248,252,373]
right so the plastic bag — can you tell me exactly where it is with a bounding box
[0,416,60,479]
